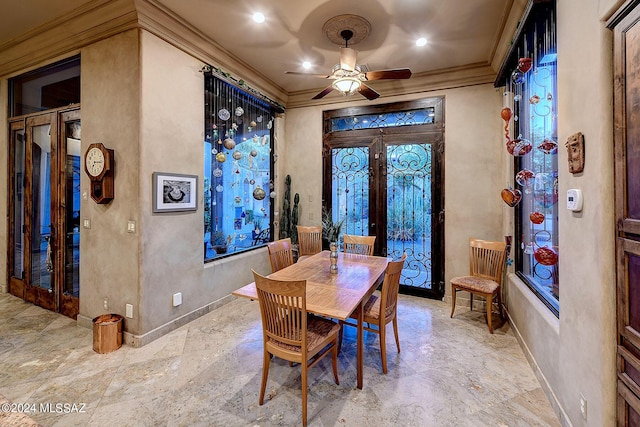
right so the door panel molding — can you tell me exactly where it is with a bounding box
[612,2,640,424]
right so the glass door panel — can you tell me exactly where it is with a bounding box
[64,120,81,298]
[386,143,433,290]
[326,134,443,298]
[331,146,370,237]
[12,127,25,280]
[30,122,54,293]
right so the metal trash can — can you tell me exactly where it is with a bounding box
[92,314,123,353]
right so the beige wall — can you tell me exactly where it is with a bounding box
[505,0,618,425]
[80,30,142,331]
[77,30,272,342]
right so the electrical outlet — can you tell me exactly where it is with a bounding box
[103,298,108,310]
[580,393,587,420]
[125,304,133,318]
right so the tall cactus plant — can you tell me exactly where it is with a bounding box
[280,175,292,240]
[279,174,300,244]
[291,193,300,244]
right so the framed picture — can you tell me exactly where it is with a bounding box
[152,172,198,213]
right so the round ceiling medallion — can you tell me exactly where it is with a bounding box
[323,14,371,46]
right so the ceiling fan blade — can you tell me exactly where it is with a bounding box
[340,47,357,71]
[312,85,335,100]
[364,69,412,81]
[358,83,380,100]
[285,71,332,79]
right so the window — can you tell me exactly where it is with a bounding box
[9,55,80,117]
[203,73,277,261]
[499,1,559,315]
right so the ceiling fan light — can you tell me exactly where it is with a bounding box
[332,77,361,95]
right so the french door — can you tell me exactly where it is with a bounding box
[611,3,640,425]
[8,107,81,319]
[322,100,445,299]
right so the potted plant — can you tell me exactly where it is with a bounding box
[321,209,345,247]
[211,230,228,254]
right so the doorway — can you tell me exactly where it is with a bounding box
[611,3,640,425]
[322,98,445,299]
[8,107,81,319]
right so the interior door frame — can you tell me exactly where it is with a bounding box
[609,1,640,424]
[322,97,445,299]
[7,105,81,318]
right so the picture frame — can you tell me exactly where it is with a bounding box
[152,172,198,213]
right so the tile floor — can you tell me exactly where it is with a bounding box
[0,292,560,426]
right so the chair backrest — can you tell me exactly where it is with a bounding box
[379,253,407,321]
[343,234,376,255]
[469,238,507,286]
[267,238,294,272]
[297,226,323,257]
[253,270,307,354]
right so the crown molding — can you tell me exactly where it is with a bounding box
[0,0,288,106]
[0,0,138,77]
[285,63,497,109]
[136,0,287,106]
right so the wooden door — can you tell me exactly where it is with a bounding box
[611,2,640,425]
[7,107,80,318]
[322,98,445,299]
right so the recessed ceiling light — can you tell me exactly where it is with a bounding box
[416,37,427,47]
[302,61,312,69]
[252,12,266,23]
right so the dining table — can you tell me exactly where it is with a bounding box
[232,250,390,389]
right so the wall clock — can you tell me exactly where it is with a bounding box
[84,143,115,204]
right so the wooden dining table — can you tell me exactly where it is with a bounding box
[232,250,390,389]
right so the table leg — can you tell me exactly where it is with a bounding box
[357,301,364,389]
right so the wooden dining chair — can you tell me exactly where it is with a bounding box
[297,225,322,262]
[340,253,406,374]
[450,238,507,333]
[252,270,340,427]
[343,234,376,255]
[267,238,294,272]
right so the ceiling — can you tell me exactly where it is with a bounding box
[0,0,517,101]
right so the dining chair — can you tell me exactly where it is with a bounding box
[297,225,322,262]
[343,234,376,255]
[252,270,340,427]
[339,253,406,374]
[267,238,294,272]
[450,238,507,333]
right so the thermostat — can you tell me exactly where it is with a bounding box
[567,189,583,212]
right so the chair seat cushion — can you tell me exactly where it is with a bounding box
[347,291,381,322]
[269,314,340,353]
[451,275,499,294]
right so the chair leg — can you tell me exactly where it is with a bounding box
[302,362,308,427]
[379,322,388,374]
[470,293,474,311]
[486,293,494,334]
[259,350,270,405]
[331,339,340,385]
[450,286,457,318]
[392,316,400,353]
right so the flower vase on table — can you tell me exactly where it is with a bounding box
[329,242,338,274]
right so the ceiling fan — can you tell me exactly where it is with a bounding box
[285,28,412,100]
